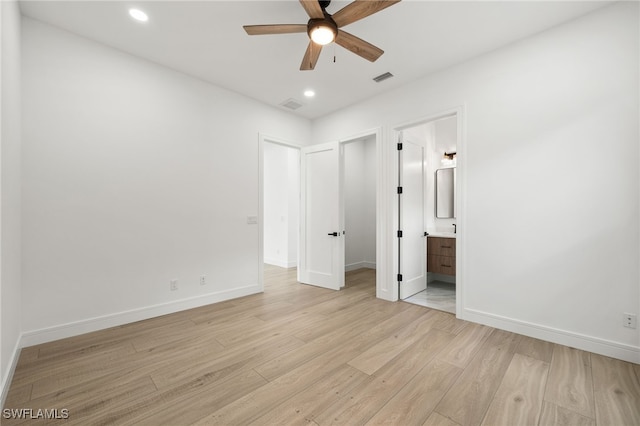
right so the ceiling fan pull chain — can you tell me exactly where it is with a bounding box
[333,43,336,63]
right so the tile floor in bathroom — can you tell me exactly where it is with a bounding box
[403,280,456,314]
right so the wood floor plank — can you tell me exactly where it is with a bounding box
[11,340,137,386]
[125,369,268,425]
[25,343,139,399]
[214,309,326,347]
[191,343,370,425]
[480,353,549,426]
[18,346,39,362]
[292,297,382,343]
[436,322,492,368]
[317,328,456,425]
[28,334,225,404]
[591,353,640,426]
[151,333,304,390]
[515,336,554,363]
[129,320,228,353]
[187,298,288,325]
[200,304,429,424]
[435,329,521,426]
[433,314,469,335]
[544,345,595,418]
[4,266,640,426]
[2,383,32,407]
[539,401,596,426]
[87,367,264,425]
[365,359,462,425]
[424,412,462,426]
[348,310,443,375]
[255,308,391,381]
[33,316,196,360]
[250,364,369,425]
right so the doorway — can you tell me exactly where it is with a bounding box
[259,129,384,298]
[260,137,301,291]
[396,114,459,314]
[297,130,382,293]
[343,136,377,289]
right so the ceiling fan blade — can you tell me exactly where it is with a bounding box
[299,0,324,19]
[300,41,322,70]
[243,24,308,36]
[335,30,383,62]
[332,0,401,28]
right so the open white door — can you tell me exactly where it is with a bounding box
[399,139,427,299]
[299,141,344,290]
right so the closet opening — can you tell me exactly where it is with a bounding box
[343,136,377,293]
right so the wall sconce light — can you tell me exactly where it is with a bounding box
[444,152,456,160]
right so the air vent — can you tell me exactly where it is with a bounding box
[280,98,304,110]
[373,72,394,83]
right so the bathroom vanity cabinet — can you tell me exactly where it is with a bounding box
[427,236,456,276]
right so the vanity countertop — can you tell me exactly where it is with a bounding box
[428,232,456,239]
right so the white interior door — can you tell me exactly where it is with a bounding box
[299,141,344,290]
[399,139,427,299]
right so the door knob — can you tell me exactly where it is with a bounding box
[327,232,338,236]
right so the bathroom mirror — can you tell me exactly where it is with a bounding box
[436,167,456,218]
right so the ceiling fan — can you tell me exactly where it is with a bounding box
[243,0,401,70]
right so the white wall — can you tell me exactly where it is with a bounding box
[362,139,376,266]
[344,138,376,270]
[21,18,310,343]
[264,142,299,268]
[0,0,22,404]
[286,148,299,267]
[431,116,457,233]
[312,3,640,362]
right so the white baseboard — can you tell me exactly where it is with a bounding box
[1,334,23,408]
[21,284,261,348]
[264,258,297,269]
[461,308,640,364]
[345,261,376,272]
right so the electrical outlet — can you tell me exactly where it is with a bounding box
[170,279,178,291]
[200,275,206,286]
[623,313,637,329]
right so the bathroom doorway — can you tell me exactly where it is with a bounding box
[397,114,458,314]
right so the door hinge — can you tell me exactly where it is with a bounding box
[397,274,403,281]
[397,230,403,238]
[397,143,403,150]
[397,186,403,194]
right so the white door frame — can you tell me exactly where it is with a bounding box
[258,133,303,292]
[338,127,393,300]
[337,128,386,298]
[388,106,466,316]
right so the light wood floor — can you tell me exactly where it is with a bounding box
[4,266,640,425]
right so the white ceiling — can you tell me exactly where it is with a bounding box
[19,0,611,119]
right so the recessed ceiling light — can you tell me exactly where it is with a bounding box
[304,90,315,98]
[129,8,148,22]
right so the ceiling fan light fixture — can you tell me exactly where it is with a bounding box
[128,8,148,22]
[308,20,337,45]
